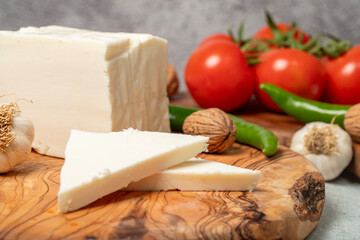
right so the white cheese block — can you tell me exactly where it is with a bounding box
[126,158,260,191]
[58,128,209,213]
[0,26,170,158]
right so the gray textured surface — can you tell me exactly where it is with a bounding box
[1,1,360,238]
[308,175,360,239]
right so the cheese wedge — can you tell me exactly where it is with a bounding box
[0,26,169,158]
[126,158,260,191]
[58,128,209,213]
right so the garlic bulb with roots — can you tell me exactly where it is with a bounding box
[0,103,34,173]
[290,122,352,181]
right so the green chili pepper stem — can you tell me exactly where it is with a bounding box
[259,83,351,128]
[169,105,278,156]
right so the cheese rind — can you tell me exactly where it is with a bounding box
[58,128,208,213]
[0,26,169,158]
[126,158,261,191]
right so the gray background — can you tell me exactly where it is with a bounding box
[1,0,360,239]
[1,0,360,90]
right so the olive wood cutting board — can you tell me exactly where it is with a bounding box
[0,93,326,240]
[0,145,323,240]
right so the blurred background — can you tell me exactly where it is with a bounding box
[1,0,359,91]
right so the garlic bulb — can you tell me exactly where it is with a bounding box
[290,122,352,181]
[0,103,34,173]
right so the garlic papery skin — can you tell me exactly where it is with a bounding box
[0,104,35,173]
[290,122,352,181]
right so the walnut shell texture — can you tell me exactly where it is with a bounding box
[344,104,360,142]
[183,108,237,153]
[166,64,179,98]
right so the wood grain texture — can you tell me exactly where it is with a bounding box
[0,93,327,239]
[0,146,324,239]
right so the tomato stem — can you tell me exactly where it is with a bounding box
[227,10,353,65]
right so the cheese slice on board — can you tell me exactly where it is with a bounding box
[58,128,209,213]
[126,158,260,191]
[0,26,169,158]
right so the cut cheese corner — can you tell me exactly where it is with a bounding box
[126,158,261,192]
[58,128,208,213]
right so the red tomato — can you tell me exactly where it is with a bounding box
[321,45,360,105]
[198,33,233,47]
[254,23,310,44]
[254,48,326,111]
[185,41,255,111]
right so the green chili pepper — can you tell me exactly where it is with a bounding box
[169,105,278,156]
[259,83,351,128]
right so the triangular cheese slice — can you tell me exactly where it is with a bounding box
[58,128,208,213]
[126,158,260,191]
